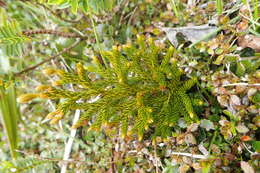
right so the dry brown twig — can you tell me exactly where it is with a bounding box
[22,29,86,39]
[15,150,92,165]
[222,83,260,87]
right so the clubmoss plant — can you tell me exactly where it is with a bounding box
[19,36,199,139]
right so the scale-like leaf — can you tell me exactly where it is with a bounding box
[0,21,29,57]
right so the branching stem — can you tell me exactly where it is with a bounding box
[222,83,260,87]
[22,29,86,39]
[15,39,82,77]
[89,11,109,68]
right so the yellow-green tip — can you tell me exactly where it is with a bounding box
[42,68,57,76]
[189,112,195,118]
[35,85,51,92]
[138,135,143,141]
[17,93,38,103]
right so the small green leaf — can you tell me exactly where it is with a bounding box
[214,55,225,65]
[236,62,245,77]
[82,0,89,13]
[239,47,255,57]
[207,48,214,55]
[201,161,212,173]
[216,0,223,15]
[200,119,215,131]
[215,48,224,55]
[252,141,260,152]
[48,0,67,5]
[71,0,79,14]
[223,110,239,122]
[251,92,260,104]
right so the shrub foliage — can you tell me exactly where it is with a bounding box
[20,36,198,139]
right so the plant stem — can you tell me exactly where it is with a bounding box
[208,130,218,153]
[216,0,223,16]
[170,0,180,19]
[22,29,86,39]
[61,109,81,173]
[253,0,259,20]
[14,39,82,77]
[89,11,109,68]
[154,142,159,173]
[222,83,260,87]
[171,152,208,159]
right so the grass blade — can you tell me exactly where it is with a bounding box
[170,0,180,19]
[216,0,223,16]
[0,80,20,159]
[253,0,259,21]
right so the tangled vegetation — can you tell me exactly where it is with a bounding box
[0,0,259,172]
[20,37,202,140]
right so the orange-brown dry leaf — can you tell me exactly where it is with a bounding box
[240,135,252,141]
[238,34,260,52]
[0,0,6,7]
[236,19,249,31]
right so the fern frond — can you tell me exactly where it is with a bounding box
[0,157,50,173]
[20,36,202,139]
[0,20,29,57]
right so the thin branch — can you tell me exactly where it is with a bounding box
[61,108,81,173]
[171,152,208,159]
[15,150,94,165]
[225,53,260,61]
[0,0,6,7]
[59,57,81,173]
[16,149,123,166]
[244,0,255,30]
[222,83,260,87]
[239,12,260,27]
[89,12,109,68]
[111,138,116,173]
[22,29,86,39]
[242,142,254,155]
[154,142,159,173]
[127,6,138,25]
[14,39,82,77]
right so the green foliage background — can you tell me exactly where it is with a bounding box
[0,0,259,172]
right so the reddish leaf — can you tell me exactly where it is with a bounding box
[240,136,252,141]
[238,35,260,52]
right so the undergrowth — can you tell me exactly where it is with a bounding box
[19,36,204,140]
